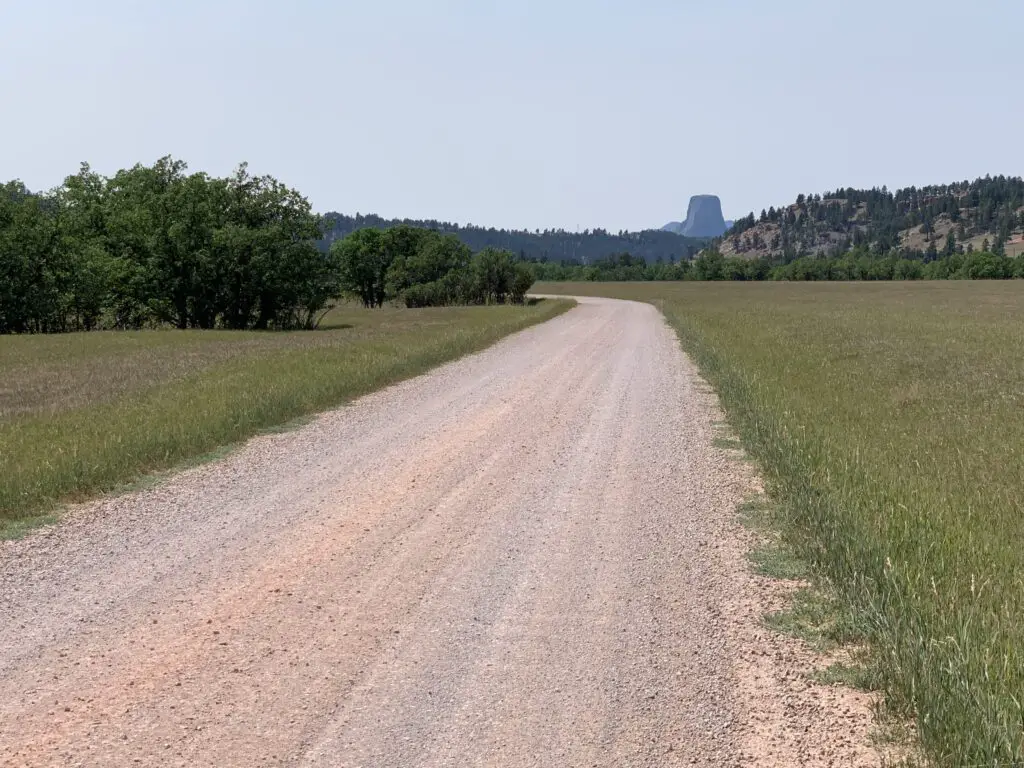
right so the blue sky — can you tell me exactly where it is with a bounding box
[2,1,1020,230]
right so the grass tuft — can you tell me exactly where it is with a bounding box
[712,436,744,451]
[814,660,877,691]
[749,543,810,581]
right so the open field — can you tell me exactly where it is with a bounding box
[538,281,1024,765]
[0,300,571,532]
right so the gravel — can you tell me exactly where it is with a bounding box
[0,297,877,767]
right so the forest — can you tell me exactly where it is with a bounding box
[321,212,704,264]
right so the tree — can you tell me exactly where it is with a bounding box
[693,250,725,280]
[0,182,60,333]
[510,262,534,303]
[894,259,923,280]
[103,157,196,329]
[471,247,516,304]
[944,231,957,257]
[333,228,390,308]
[216,166,325,329]
[386,228,469,301]
[56,164,123,330]
[959,250,1010,279]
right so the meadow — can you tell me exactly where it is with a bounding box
[0,300,571,534]
[538,281,1024,766]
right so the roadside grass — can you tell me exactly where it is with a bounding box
[537,281,1024,766]
[712,435,744,451]
[0,300,572,532]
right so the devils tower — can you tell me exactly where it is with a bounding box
[663,195,729,237]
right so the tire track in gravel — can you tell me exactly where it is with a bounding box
[0,297,878,767]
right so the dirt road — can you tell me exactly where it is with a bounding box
[0,298,875,767]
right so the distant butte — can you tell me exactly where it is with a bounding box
[663,195,729,238]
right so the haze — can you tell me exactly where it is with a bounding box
[2,0,1020,231]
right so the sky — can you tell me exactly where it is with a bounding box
[2,1,1021,231]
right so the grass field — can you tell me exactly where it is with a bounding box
[0,300,571,534]
[538,281,1024,766]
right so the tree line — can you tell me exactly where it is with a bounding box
[762,247,1024,281]
[7,158,1020,335]
[322,212,705,264]
[527,247,1024,282]
[0,159,537,334]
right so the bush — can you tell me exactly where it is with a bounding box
[510,263,534,303]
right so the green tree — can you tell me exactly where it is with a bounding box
[103,157,209,329]
[944,231,957,257]
[386,228,469,302]
[693,250,725,280]
[333,228,391,308]
[0,182,60,333]
[894,259,923,280]
[510,262,534,303]
[56,164,122,330]
[959,250,1010,279]
[471,247,516,303]
[215,166,325,329]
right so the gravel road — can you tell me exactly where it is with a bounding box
[0,297,877,767]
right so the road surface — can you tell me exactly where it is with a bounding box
[0,297,874,767]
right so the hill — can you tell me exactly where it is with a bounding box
[321,213,705,265]
[717,176,1024,260]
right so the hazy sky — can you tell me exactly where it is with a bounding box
[2,1,1021,230]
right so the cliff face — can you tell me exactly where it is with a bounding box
[681,195,727,237]
[662,195,728,238]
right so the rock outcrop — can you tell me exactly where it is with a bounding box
[663,195,728,238]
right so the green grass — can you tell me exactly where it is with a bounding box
[537,281,1024,766]
[0,300,572,532]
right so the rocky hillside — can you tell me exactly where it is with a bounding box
[718,176,1024,260]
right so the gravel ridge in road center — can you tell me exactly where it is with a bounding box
[0,297,876,767]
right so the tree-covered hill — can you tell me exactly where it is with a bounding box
[718,175,1024,260]
[320,212,706,265]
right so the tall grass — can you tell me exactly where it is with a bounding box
[538,281,1024,765]
[0,301,571,531]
